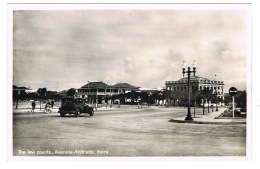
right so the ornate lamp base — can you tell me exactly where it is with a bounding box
[185,115,193,121]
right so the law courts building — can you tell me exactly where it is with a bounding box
[77,81,140,104]
[165,76,225,105]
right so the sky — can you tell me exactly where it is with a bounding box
[13,8,250,93]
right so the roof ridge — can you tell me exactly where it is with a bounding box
[178,76,213,81]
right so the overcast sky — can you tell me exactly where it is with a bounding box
[13,9,249,92]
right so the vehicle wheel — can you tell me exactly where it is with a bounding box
[60,113,65,117]
[75,109,80,117]
[89,110,94,116]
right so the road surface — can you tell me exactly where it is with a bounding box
[13,105,246,156]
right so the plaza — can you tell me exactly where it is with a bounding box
[13,104,246,157]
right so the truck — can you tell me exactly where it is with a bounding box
[58,97,94,117]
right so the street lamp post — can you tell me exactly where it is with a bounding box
[88,81,90,104]
[110,94,113,108]
[182,60,197,121]
[110,86,113,108]
[215,94,219,111]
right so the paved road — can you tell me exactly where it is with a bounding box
[13,106,246,156]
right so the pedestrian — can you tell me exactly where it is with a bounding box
[51,100,54,108]
[95,103,98,111]
[118,100,120,108]
[43,101,51,113]
[31,100,36,112]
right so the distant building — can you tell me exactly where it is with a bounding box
[13,85,32,93]
[165,76,225,105]
[139,88,161,95]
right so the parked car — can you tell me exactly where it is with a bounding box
[58,97,94,117]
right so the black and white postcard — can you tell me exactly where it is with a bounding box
[8,3,252,161]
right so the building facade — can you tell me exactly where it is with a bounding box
[77,81,139,104]
[165,76,225,105]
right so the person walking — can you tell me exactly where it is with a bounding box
[31,100,36,112]
[51,100,54,108]
[43,101,51,113]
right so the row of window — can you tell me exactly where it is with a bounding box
[78,88,120,93]
[166,80,224,84]
[166,85,224,94]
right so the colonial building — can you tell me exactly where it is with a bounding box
[77,81,139,104]
[165,76,225,105]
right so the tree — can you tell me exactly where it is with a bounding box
[224,94,232,106]
[200,87,213,114]
[162,90,171,107]
[125,90,139,105]
[118,93,125,105]
[169,91,187,107]
[66,88,76,97]
[211,93,223,111]
[191,87,200,106]
[37,88,47,110]
[27,92,38,101]
[191,87,200,117]
[148,93,155,105]
[13,89,19,109]
[139,92,149,104]
[19,90,27,101]
[236,91,247,107]
[152,91,164,105]
[49,93,62,101]
[224,90,246,108]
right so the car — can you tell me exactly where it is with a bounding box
[58,97,94,117]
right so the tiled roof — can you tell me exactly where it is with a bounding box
[18,87,31,90]
[81,81,109,88]
[112,83,139,89]
[13,85,31,90]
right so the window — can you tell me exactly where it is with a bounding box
[99,89,105,92]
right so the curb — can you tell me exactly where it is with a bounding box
[169,118,247,125]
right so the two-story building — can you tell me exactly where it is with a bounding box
[77,81,140,104]
[165,76,225,106]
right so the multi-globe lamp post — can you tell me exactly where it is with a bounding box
[182,60,197,121]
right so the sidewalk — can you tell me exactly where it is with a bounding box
[13,107,59,115]
[12,104,136,115]
[169,107,247,125]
